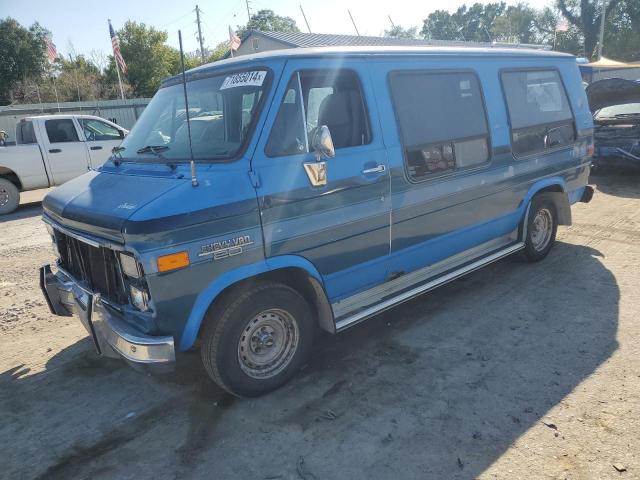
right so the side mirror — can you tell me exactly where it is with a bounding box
[311,125,335,161]
[119,129,127,139]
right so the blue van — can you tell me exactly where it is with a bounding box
[40,46,594,396]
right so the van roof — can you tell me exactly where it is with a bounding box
[163,45,574,86]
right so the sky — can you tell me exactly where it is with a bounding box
[2,0,554,60]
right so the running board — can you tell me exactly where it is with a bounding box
[334,241,524,332]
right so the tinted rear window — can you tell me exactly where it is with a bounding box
[390,71,488,146]
[389,71,490,179]
[502,70,573,129]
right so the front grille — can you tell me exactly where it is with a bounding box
[54,230,128,305]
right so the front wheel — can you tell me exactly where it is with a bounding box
[523,195,558,262]
[0,178,20,215]
[200,282,315,397]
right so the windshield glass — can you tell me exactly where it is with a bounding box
[596,102,640,119]
[118,69,269,162]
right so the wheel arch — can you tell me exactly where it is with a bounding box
[521,177,572,226]
[179,256,334,351]
[0,167,23,190]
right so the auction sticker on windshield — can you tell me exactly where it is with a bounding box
[220,71,267,90]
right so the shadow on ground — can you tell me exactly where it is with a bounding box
[0,242,619,479]
[0,201,43,222]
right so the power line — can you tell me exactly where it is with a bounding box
[159,10,193,29]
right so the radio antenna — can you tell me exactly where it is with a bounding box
[178,30,198,187]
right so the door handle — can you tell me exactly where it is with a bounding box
[48,148,61,153]
[362,164,386,174]
[90,146,103,150]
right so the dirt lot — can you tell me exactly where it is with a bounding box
[1,176,639,480]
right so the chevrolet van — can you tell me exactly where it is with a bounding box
[40,46,594,397]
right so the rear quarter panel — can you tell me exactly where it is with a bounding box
[0,144,49,190]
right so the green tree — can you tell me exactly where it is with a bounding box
[384,25,418,39]
[600,0,640,61]
[493,3,537,44]
[533,7,583,55]
[557,0,623,59]
[207,41,231,62]
[422,10,460,40]
[237,9,299,37]
[112,21,182,97]
[0,18,49,105]
[423,3,507,42]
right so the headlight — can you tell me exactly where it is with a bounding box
[130,285,149,311]
[120,253,141,278]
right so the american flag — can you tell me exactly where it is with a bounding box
[555,18,569,33]
[45,36,57,62]
[109,20,128,74]
[229,26,241,51]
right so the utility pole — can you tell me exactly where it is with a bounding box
[348,10,360,36]
[195,5,205,62]
[388,15,395,29]
[597,0,607,59]
[245,0,251,22]
[300,5,312,33]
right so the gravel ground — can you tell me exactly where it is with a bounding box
[0,176,639,480]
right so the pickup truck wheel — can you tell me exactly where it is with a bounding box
[0,179,19,215]
[200,282,314,397]
[523,196,557,262]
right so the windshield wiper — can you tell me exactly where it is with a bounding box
[136,145,179,169]
[137,145,170,154]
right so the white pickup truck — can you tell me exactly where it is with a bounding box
[0,114,128,214]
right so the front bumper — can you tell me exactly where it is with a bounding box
[40,264,175,370]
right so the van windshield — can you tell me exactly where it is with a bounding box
[118,69,269,162]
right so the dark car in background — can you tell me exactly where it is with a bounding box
[587,78,640,171]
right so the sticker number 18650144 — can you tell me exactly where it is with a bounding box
[220,71,267,90]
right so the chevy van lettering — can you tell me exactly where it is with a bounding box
[117,202,137,210]
[199,235,254,259]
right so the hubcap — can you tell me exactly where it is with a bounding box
[238,309,299,379]
[0,186,9,207]
[530,208,553,251]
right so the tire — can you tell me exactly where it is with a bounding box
[0,178,20,215]
[523,195,558,262]
[200,281,315,397]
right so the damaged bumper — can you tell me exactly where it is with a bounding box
[40,264,175,371]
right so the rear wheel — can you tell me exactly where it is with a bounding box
[0,178,20,215]
[523,195,558,262]
[200,282,315,397]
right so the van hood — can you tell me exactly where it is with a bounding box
[586,78,640,112]
[43,169,185,242]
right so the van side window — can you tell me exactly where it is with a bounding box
[17,121,37,144]
[45,119,79,143]
[266,69,371,157]
[501,70,576,157]
[389,71,490,179]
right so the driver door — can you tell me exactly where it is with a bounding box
[251,59,391,303]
